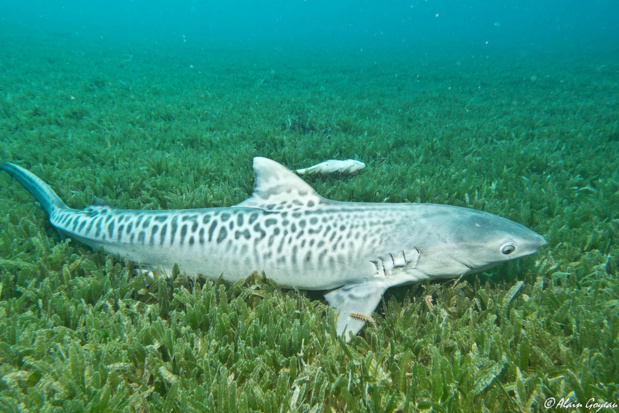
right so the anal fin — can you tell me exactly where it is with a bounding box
[324,281,388,340]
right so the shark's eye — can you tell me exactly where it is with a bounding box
[500,243,516,255]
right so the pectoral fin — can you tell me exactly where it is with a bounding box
[324,281,388,340]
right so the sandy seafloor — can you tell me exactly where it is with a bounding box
[0,30,617,411]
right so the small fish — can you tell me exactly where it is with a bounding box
[296,159,366,176]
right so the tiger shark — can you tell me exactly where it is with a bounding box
[0,158,546,338]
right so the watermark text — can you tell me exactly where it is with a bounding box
[544,397,618,412]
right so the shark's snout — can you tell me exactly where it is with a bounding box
[508,220,547,256]
[533,233,547,249]
[523,231,547,255]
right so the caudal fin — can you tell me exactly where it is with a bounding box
[1,162,68,216]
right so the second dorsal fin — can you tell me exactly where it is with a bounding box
[92,197,113,208]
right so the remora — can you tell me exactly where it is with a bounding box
[1,157,546,338]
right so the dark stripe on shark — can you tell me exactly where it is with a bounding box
[150,225,159,246]
[95,217,103,237]
[170,216,178,245]
[249,213,258,225]
[180,224,188,245]
[78,219,87,232]
[85,218,95,235]
[217,227,227,243]
[208,221,217,242]
[160,224,168,246]
[292,245,298,265]
[142,217,151,228]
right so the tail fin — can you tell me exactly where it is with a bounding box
[1,162,68,215]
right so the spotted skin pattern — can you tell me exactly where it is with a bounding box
[49,202,411,290]
[1,158,546,338]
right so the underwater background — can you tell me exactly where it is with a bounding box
[0,0,618,411]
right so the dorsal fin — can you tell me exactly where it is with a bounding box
[92,197,113,208]
[234,157,327,210]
